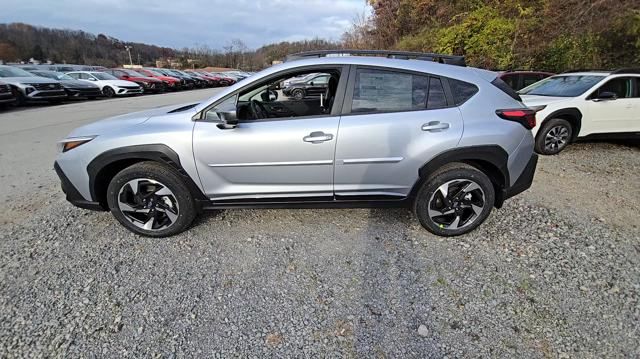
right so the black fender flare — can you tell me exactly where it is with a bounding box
[86,144,207,204]
[415,145,510,206]
[541,108,583,141]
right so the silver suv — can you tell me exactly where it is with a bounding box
[55,51,538,237]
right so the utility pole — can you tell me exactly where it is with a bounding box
[124,46,133,66]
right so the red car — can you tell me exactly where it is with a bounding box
[198,71,236,86]
[135,68,183,91]
[106,69,165,93]
[499,71,554,91]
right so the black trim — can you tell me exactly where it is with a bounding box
[580,131,640,140]
[542,108,582,141]
[54,161,105,211]
[503,153,538,200]
[418,145,510,187]
[204,198,410,210]
[86,144,208,205]
[285,50,466,66]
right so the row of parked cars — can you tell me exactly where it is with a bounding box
[0,63,254,107]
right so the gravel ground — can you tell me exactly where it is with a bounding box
[1,139,639,357]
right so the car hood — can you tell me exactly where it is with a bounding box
[106,79,140,87]
[66,102,198,138]
[520,95,571,106]
[0,76,60,84]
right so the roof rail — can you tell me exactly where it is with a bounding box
[285,50,466,66]
[611,68,640,74]
[561,69,610,74]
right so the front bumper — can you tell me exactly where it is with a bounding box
[26,89,67,101]
[114,87,143,95]
[66,88,103,98]
[54,161,105,211]
[0,93,15,104]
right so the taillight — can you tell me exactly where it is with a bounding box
[496,109,537,129]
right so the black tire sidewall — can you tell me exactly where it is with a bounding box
[106,162,197,237]
[414,165,495,237]
[103,87,115,98]
[535,118,573,155]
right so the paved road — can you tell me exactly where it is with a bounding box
[0,89,221,212]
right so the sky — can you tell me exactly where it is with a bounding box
[1,0,371,50]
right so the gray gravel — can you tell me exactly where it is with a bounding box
[1,176,638,357]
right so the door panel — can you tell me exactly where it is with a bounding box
[193,117,339,200]
[583,77,640,135]
[334,108,463,198]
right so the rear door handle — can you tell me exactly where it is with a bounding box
[422,121,450,132]
[303,131,333,144]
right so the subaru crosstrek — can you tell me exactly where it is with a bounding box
[55,50,538,237]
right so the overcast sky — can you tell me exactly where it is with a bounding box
[1,0,370,49]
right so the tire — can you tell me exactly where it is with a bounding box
[535,118,573,155]
[414,163,495,237]
[106,162,197,237]
[103,86,115,98]
[292,88,305,100]
[12,88,26,106]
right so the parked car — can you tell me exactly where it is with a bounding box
[136,68,182,90]
[29,70,102,99]
[500,71,554,91]
[152,68,195,90]
[105,69,165,93]
[184,70,219,87]
[282,73,330,99]
[520,69,640,155]
[172,69,207,88]
[65,71,142,98]
[0,81,16,106]
[0,65,67,105]
[54,50,538,238]
[206,72,236,86]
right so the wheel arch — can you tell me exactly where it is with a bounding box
[86,144,207,209]
[414,145,510,208]
[541,108,582,141]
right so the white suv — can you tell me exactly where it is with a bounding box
[66,71,142,98]
[520,69,640,154]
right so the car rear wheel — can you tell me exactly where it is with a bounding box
[414,163,495,237]
[103,86,115,98]
[535,118,573,155]
[106,162,197,237]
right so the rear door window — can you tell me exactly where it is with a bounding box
[350,68,446,113]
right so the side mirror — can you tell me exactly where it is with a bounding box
[215,111,238,129]
[594,91,617,101]
[88,78,96,81]
[309,81,315,86]
[122,75,130,79]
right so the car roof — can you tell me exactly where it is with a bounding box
[266,56,496,85]
[553,72,611,77]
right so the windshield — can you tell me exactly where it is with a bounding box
[519,75,605,97]
[55,73,74,80]
[92,72,117,80]
[32,72,57,79]
[0,66,36,77]
[122,69,145,77]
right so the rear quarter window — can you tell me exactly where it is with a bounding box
[449,79,479,105]
[491,77,522,101]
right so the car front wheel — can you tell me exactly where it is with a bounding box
[103,86,115,98]
[106,162,197,237]
[535,118,573,155]
[414,163,495,237]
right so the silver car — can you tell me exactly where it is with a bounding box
[55,50,538,237]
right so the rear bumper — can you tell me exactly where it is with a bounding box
[501,153,538,203]
[54,161,105,211]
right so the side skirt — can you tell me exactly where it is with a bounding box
[199,198,412,210]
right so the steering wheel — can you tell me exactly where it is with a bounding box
[250,100,268,119]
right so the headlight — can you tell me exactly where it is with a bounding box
[25,86,36,94]
[57,136,96,153]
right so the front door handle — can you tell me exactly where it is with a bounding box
[422,121,450,132]
[303,131,333,144]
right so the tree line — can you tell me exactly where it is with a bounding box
[1,1,638,72]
